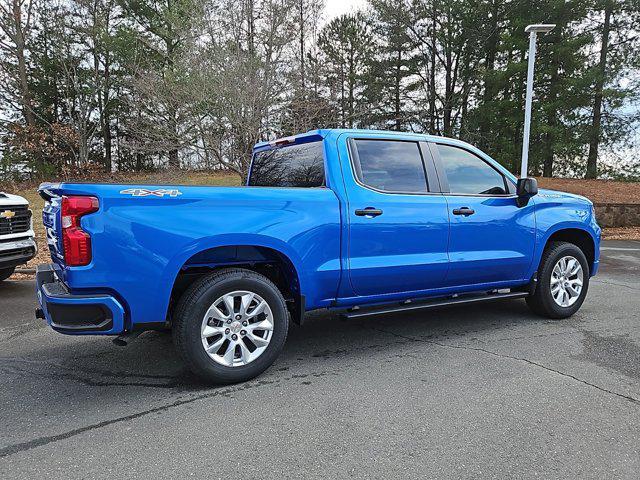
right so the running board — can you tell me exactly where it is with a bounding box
[343,291,529,319]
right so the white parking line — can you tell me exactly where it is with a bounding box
[600,247,640,251]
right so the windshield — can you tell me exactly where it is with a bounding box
[248,141,325,187]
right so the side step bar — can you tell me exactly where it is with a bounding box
[343,291,529,319]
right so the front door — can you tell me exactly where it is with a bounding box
[433,142,536,286]
[343,136,450,297]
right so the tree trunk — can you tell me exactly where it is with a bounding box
[543,25,564,178]
[442,8,453,136]
[479,0,499,149]
[168,149,179,169]
[348,43,355,128]
[12,0,35,126]
[586,2,612,179]
[299,0,305,93]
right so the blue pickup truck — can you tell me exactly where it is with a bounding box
[36,129,600,383]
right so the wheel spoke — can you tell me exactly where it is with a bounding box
[205,336,225,354]
[238,341,254,365]
[202,325,225,338]
[246,300,267,318]
[247,331,270,347]
[246,319,274,332]
[564,258,576,275]
[206,304,229,322]
[221,341,236,366]
[571,262,582,276]
[223,294,236,316]
[240,293,255,315]
[566,285,580,298]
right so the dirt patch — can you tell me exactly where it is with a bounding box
[536,177,640,204]
[601,226,640,240]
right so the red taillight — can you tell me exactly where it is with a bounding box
[61,196,99,266]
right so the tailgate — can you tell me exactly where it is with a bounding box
[39,183,64,265]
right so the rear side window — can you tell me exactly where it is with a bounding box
[437,144,508,195]
[351,140,428,193]
[249,141,325,187]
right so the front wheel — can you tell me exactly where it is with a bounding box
[173,268,289,384]
[526,241,590,319]
[0,267,15,282]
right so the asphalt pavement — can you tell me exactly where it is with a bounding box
[0,240,639,479]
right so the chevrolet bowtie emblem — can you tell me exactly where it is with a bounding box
[0,210,15,219]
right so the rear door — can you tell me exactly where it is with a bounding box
[341,135,450,298]
[431,142,536,286]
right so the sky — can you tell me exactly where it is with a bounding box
[324,0,367,20]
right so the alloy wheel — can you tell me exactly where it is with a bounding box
[550,256,584,308]
[200,290,274,367]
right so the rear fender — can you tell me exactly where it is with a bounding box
[160,234,307,321]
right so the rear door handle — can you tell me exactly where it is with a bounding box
[355,207,383,217]
[452,207,475,216]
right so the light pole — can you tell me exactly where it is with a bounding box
[520,24,555,178]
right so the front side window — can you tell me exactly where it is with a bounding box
[437,144,508,195]
[248,141,325,187]
[351,139,428,193]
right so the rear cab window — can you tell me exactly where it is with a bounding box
[248,141,325,187]
[349,139,429,193]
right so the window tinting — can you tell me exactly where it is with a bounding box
[352,140,427,193]
[437,145,508,195]
[248,141,325,187]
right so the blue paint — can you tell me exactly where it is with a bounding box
[36,129,600,335]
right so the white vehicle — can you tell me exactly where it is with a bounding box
[0,191,36,282]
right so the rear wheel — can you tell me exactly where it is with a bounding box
[0,267,15,282]
[526,241,589,319]
[173,268,289,384]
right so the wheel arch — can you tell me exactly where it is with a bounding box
[541,226,597,275]
[163,236,306,325]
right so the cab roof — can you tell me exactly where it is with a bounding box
[252,128,462,151]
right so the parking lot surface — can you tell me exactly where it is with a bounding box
[0,240,639,479]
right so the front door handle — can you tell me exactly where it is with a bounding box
[452,207,475,216]
[355,207,383,217]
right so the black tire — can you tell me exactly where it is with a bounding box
[526,241,590,319]
[173,268,289,384]
[0,267,15,282]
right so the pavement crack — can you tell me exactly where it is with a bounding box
[0,381,270,459]
[592,279,640,291]
[370,327,640,407]
[0,367,341,458]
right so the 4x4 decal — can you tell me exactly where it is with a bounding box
[120,188,182,197]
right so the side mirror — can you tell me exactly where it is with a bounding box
[516,177,538,207]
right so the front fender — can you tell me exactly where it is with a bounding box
[528,199,600,279]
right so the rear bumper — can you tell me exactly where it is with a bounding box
[0,237,36,269]
[36,264,125,335]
